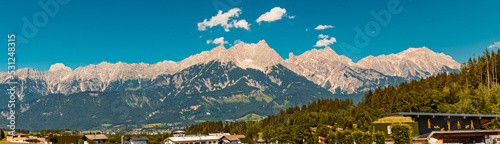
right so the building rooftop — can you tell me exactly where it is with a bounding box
[172,130,185,134]
[208,133,230,136]
[83,134,108,140]
[373,116,415,123]
[223,135,245,141]
[8,132,28,136]
[129,136,148,141]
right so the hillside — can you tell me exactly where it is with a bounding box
[185,49,500,143]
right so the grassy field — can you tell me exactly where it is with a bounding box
[143,123,165,128]
[236,114,265,121]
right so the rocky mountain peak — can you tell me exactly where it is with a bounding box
[211,45,227,52]
[398,46,440,59]
[287,47,352,65]
[227,40,284,71]
[258,39,267,44]
[403,46,430,53]
[356,46,460,77]
[320,46,336,54]
[177,40,284,72]
[399,47,460,69]
[288,52,295,59]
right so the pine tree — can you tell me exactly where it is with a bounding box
[0,130,5,140]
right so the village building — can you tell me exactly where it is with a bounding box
[219,135,245,144]
[372,114,420,136]
[375,112,500,143]
[6,132,46,143]
[412,130,500,143]
[128,136,149,144]
[6,132,29,142]
[82,134,108,143]
[172,130,186,137]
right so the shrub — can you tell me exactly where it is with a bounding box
[337,130,353,144]
[360,132,374,144]
[373,131,385,144]
[353,131,373,144]
[391,123,412,144]
[352,131,363,143]
[324,131,337,144]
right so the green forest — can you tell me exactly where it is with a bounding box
[185,49,500,143]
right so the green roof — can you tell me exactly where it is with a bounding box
[373,116,415,123]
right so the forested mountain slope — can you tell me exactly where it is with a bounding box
[186,49,500,143]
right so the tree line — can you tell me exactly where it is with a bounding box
[185,49,500,143]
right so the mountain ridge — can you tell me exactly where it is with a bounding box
[0,40,462,130]
[0,40,460,99]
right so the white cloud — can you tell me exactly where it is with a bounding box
[488,41,500,49]
[197,8,250,32]
[314,34,337,47]
[232,19,250,30]
[207,37,228,45]
[315,25,334,30]
[234,39,244,45]
[256,7,293,24]
[318,34,329,39]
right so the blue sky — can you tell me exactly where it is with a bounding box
[1,0,499,71]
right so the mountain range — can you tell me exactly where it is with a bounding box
[0,40,460,130]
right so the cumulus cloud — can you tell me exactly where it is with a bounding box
[197,8,250,32]
[207,37,228,45]
[232,19,250,30]
[314,34,337,47]
[315,25,334,30]
[489,41,500,49]
[256,7,293,24]
[234,39,244,45]
[318,34,329,39]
